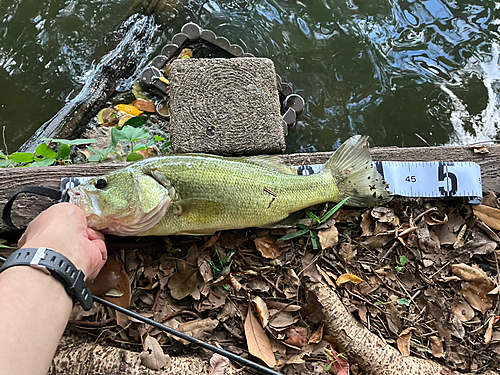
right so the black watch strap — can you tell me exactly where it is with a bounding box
[0,247,93,310]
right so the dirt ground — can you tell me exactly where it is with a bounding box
[47,194,500,374]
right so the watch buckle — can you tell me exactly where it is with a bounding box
[30,247,51,275]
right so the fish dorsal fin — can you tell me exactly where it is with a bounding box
[233,155,298,175]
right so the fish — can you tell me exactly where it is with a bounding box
[68,135,391,236]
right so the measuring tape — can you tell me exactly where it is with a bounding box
[296,161,482,203]
[61,161,483,204]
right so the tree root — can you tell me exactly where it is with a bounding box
[306,281,454,375]
[49,335,239,375]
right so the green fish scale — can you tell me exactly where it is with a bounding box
[136,154,339,236]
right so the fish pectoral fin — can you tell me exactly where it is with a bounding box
[173,198,224,221]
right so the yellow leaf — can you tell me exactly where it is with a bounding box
[472,204,500,230]
[115,104,143,116]
[159,77,170,85]
[336,273,364,286]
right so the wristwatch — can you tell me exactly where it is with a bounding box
[0,247,93,310]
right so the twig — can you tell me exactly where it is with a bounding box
[73,317,115,328]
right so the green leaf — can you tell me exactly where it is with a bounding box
[56,144,71,160]
[133,144,147,152]
[9,152,35,163]
[122,125,150,142]
[0,150,7,159]
[30,158,56,167]
[87,154,102,162]
[42,138,97,146]
[160,140,171,154]
[154,135,165,141]
[124,116,146,128]
[395,266,403,273]
[126,152,144,161]
[278,228,310,241]
[399,255,408,267]
[319,197,350,224]
[35,143,57,158]
[396,298,410,306]
[305,209,321,225]
[310,230,320,250]
[374,302,382,306]
[0,159,15,167]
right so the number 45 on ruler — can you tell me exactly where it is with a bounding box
[375,161,482,201]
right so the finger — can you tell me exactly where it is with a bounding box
[87,228,105,242]
[92,239,108,263]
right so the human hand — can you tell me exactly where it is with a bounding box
[17,203,107,281]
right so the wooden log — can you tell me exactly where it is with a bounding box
[17,14,155,153]
[0,144,498,234]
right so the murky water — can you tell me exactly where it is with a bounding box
[1,0,499,153]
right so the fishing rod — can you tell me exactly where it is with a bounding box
[0,254,282,375]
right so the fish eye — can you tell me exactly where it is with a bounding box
[95,178,107,189]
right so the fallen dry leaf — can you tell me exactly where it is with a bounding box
[452,263,495,313]
[485,316,496,346]
[397,327,415,357]
[308,323,324,344]
[284,326,309,348]
[338,242,357,263]
[336,273,364,286]
[209,342,231,375]
[318,225,339,249]
[425,213,448,226]
[252,295,270,328]
[451,297,475,322]
[472,204,500,230]
[168,268,198,300]
[360,210,374,236]
[269,310,299,329]
[264,300,302,312]
[254,236,282,259]
[371,206,395,223]
[88,255,131,327]
[467,144,490,154]
[140,335,170,370]
[429,336,444,358]
[133,98,156,112]
[175,318,219,345]
[244,303,276,367]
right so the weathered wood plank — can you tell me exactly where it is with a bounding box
[1,144,498,233]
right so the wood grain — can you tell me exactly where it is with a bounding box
[1,144,498,234]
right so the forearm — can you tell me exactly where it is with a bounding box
[0,266,73,375]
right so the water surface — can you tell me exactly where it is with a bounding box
[1,0,499,153]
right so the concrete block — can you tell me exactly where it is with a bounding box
[169,57,286,155]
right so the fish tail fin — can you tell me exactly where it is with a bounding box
[322,135,391,207]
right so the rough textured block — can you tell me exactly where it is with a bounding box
[169,58,286,155]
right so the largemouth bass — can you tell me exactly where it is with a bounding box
[69,135,390,236]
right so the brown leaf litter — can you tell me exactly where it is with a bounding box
[14,196,499,374]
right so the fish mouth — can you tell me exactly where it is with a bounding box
[68,186,171,236]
